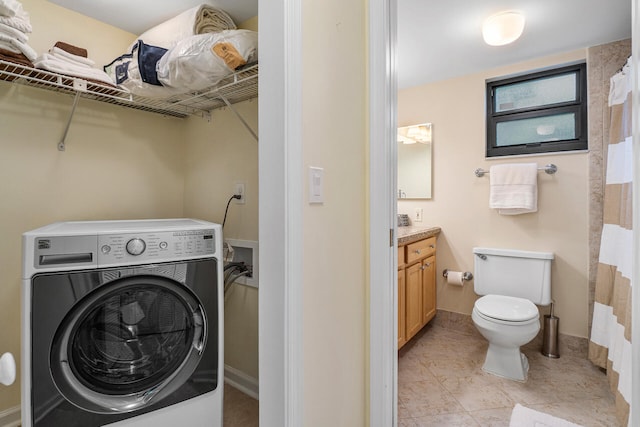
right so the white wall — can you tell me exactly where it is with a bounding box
[398,50,590,338]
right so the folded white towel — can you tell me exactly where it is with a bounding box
[35,54,115,86]
[49,46,95,68]
[0,32,36,60]
[0,38,19,53]
[509,404,583,427]
[0,0,22,17]
[0,11,31,33]
[489,163,538,215]
[0,22,26,43]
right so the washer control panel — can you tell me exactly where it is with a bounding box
[98,229,215,265]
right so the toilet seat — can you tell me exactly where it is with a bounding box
[474,295,539,323]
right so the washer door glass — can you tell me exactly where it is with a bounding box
[50,275,206,414]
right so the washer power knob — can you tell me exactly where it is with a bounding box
[126,238,146,256]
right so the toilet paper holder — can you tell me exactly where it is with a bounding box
[442,269,473,282]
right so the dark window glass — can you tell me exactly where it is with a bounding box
[486,63,587,157]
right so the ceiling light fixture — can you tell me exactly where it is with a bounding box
[482,11,525,46]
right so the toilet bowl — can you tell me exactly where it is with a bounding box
[472,294,540,381]
[472,247,553,381]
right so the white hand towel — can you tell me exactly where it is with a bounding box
[0,11,32,33]
[49,46,95,68]
[0,0,23,18]
[0,31,36,60]
[34,54,115,86]
[0,22,25,43]
[489,163,538,215]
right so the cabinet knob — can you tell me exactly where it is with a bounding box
[425,262,431,267]
[415,249,421,254]
[429,244,435,248]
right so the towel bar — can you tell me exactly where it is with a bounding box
[474,163,557,178]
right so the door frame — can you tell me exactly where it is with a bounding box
[258,0,303,425]
[368,0,398,425]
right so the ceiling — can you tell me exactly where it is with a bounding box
[398,0,632,89]
[48,0,632,90]
[47,0,258,35]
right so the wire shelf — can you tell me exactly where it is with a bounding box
[0,60,258,118]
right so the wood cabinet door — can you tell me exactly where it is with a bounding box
[422,255,437,325]
[397,268,406,349]
[397,246,405,269]
[405,262,423,340]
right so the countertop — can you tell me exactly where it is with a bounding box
[397,225,441,246]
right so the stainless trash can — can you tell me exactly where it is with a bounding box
[542,302,559,358]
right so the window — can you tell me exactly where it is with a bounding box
[486,63,587,157]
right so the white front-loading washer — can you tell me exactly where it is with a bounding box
[22,219,224,427]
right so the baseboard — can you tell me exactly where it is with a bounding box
[0,405,20,427]
[224,364,259,400]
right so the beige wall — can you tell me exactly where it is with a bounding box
[182,101,259,379]
[0,87,186,409]
[301,0,367,425]
[0,1,184,411]
[398,49,590,338]
[23,0,136,66]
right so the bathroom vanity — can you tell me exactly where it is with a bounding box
[397,226,441,349]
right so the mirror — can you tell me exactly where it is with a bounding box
[397,123,432,199]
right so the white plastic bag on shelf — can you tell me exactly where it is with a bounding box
[157,29,257,92]
[104,40,184,98]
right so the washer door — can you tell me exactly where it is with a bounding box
[50,275,206,414]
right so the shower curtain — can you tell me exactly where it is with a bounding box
[588,57,633,427]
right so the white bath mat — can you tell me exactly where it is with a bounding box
[509,404,584,427]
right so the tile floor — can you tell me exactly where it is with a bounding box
[223,383,259,427]
[398,323,619,426]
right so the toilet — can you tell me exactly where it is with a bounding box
[471,247,554,381]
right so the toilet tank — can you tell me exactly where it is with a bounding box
[473,247,554,305]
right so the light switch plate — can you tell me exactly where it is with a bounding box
[309,166,324,204]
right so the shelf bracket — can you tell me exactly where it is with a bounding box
[219,94,258,142]
[58,91,81,151]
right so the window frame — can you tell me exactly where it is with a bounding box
[485,62,588,158]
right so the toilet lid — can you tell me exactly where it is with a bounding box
[475,295,539,322]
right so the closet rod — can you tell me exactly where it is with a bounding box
[58,91,81,151]
[219,94,258,142]
[474,163,557,177]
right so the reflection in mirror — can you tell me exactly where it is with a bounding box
[397,123,432,199]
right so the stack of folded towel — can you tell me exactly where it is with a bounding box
[0,0,36,67]
[35,41,115,86]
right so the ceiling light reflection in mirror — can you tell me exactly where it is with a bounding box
[397,123,432,200]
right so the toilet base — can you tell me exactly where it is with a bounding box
[482,343,529,382]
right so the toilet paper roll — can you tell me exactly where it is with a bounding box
[447,271,464,286]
